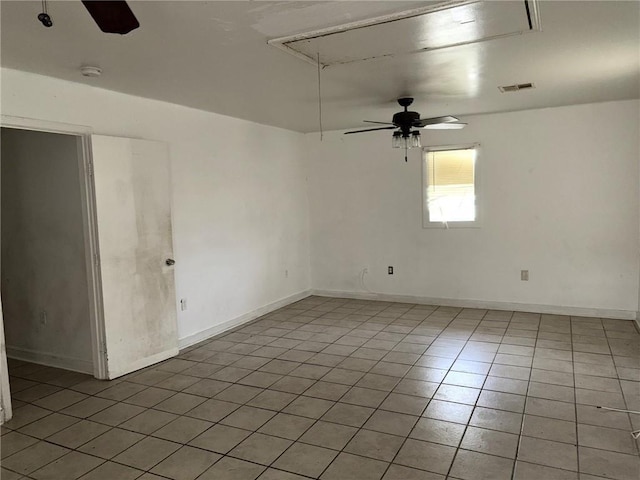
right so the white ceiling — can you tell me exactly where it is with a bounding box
[1,1,638,133]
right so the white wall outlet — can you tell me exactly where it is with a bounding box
[521,270,529,281]
[180,298,187,311]
[285,269,289,278]
[39,310,47,325]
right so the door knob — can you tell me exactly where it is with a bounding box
[165,258,175,266]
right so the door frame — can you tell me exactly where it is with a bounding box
[0,115,108,383]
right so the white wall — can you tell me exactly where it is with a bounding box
[1,128,93,370]
[0,68,311,347]
[307,100,640,318]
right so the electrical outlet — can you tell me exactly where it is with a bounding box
[39,311,47,325]
[388,266,394,275]
[521,270,529,281]
[180,298,187,311]
[285,269,289,278]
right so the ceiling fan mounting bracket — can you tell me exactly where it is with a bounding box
[397,97,414,109]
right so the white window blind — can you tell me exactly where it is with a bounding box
[425,147,477,223]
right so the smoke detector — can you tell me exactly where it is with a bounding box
[80,65,102,78]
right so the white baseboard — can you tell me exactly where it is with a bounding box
[312,289,637,321]
[179,290,312,349]
[6,346,93,374]
[107,347,179,380]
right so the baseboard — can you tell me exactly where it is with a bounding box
[178,289,312,349]
[6,346,93,374]
[312,289,637,321]
[107,347,179,380]
[635,312,640,333]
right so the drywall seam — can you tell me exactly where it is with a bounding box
[179,289,312,349]
[312,289,636,321]
[6,346,93,374]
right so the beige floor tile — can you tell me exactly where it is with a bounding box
[522,415,576,443]
[198,456,265,480]
[230,432,293,465]
[515,462,577,479]
[33,389,88,411]
[269,376,316,394]
[60,397,116,418]
[460,426,519,458]
[78,427,144,459]
[283,396,334,419]
[578,424,638,454]
[273,442,338,477]
[394,438,456,474]
[423,399,474,424]
[88,403,146,426]
[220,405,276,430]
[382,464,445,479]
[298,420,357,449]
[579,446,640,480]
[150,445,221,480]
[321,403,374,427]
[469,406,522,434]
[517,436,577,471]
[257,413,315,441]
[524,397,576,421]
[449,449,514,480]
[344,429,404,461]
[363,410,418,436]
[2,441,70,475]
[77,461,143,480]
[321,452,389,480]
[409,417,465,446]
[111,436,180,470]
[46,420,111,449]
[393,379,438,398]
[18,413,79,439]
[380,393,430,415]
[184,398,239,422]
[119,409,178,435]
[190,423,251,453]
[30,451,104,480]
[301,381,350,401]
[0,431,39,458]
[123,387,176,407]
[257,467,309,480]
[152,415,212,443]
[3,405,51,430]
[477,390,525,413]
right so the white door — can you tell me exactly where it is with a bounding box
[91,135,178,379]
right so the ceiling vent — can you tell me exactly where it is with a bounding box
[498,82,535,93]
[269,0,542,67]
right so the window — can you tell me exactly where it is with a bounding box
[423,145,479,227]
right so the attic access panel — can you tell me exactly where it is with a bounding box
[269,0,540,67]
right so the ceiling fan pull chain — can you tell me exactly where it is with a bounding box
[37,0,53,27]
[317,52,324,141]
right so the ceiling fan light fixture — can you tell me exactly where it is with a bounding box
[411,131,422,148]
[392,131,403,148]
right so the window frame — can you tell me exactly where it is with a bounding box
[422,143,482,229]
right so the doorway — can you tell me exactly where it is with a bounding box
[0,122,107,424]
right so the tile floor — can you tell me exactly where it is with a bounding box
[1,296,639,480]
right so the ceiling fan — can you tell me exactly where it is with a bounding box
[38,0,139,35]
[344,97,466,161]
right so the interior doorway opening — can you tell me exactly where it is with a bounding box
[0,121,107,424]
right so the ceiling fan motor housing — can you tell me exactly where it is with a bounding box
[393,111,420,135]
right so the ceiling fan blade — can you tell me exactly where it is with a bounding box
[363,120,395,125]
[423,122,467,130]
[416,115,459,127]
[81,1,140,34]
[344,126,397,135]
